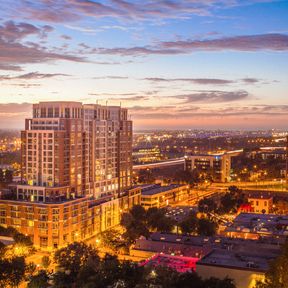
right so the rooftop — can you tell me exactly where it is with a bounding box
[140,184,184,196]
[197,247,277,272]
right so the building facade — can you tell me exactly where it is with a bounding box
[184,150,242,182]
[140,184,189,209]
[0,101,137,250]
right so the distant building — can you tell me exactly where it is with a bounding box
[133,147,163,164]
[248,195,273,214]
[184,150,242,182]
[140,184,189,209]
[222,212,288,241]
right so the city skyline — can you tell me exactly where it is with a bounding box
[0,0,288,130]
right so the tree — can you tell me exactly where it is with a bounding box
[204,277,236,288]
[197,218,218,236]
[198,198,217,213]
[179,211,198,234]
[0,256,26,288]
[41,255,51,269]
[174,271,204,288]
[27,270,50,288]
[256,241,288,288]
[137,169,155,184]
[13,232,33,247]
[98,229,126,254]
[218,186,246,215]
[173,168,200,187]
[146,207,175,233]
[120,205,149,244]
[54,242,99,277]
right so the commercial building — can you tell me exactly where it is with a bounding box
[184,150,242,182]
[197,248,268,288]
[131,232,280,288]
[140,184,189,209]
[221,212,288,241]
[133,147,163,164]
[0,101,138,250]
[248,195,273,214]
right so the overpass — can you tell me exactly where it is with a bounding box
[133,158,185,170]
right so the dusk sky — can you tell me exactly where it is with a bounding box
[0,0,288,130]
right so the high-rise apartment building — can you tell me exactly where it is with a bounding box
[0,101,139,249]
[20,101,132,200]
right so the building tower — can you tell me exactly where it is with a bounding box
[0,101,137,249]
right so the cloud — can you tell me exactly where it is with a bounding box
[161,34,288,52]
[61,34,72,40]
[241,78,261,84]
[93,76,129,80]
[0,21,86,71]
[144,77,235,85]
[110,95,149,101]
[1,102,288,129]
[170,90,249,103]
[7,0,278,23]
[130,104,288,119]
[88,92,137,97]
[94,34,288,56]
[0,72,70,81]
[0,20,53,42]
[0,103,32,113]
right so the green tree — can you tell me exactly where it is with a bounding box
[13,232,33,247]
[256,241,288,288]
[146,207,175,233]
[204,277,236,288]
[98,229,125,254]
[54,242,99,277]
[121,205,149,244]
[179,211,198,234]
[27,270,50,288]
[197,218,218,236]
[198,198,217,213]
[41,256,51,269]
[137,169,155,184]
[0,256,26,288]
[173,168,200,187]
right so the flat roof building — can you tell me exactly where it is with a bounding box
[140,184,189,209]
[184,150,242,182]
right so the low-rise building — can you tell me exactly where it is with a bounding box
[248,195,273,214]
[222,212,288,241]
[140,184,189,209]
[197,248,269,288]
[131,232,281,288]
[0,187,141,250]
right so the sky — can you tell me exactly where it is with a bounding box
[0,0,288,130]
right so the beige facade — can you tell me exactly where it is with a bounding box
[185,150,242,182]
[140,184,189,209]
[197,263,264,288]
[1,101,136,250]
[0,188,141,250]
[248,196,273,214]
